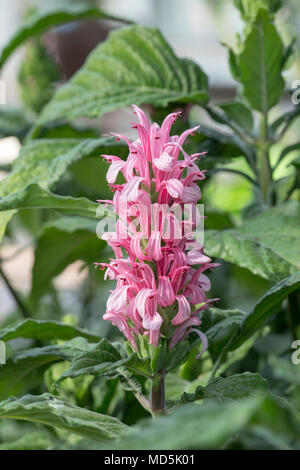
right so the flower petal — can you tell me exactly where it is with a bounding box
[172,295,191,325]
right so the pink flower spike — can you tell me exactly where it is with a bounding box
[96,104,218,357]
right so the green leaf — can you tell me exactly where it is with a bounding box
[57,339,128,384]
[281,37,296,71]
[218,336,258,376]
[275,142,300,169]
[205,373,269,400]
[31,216,104,301]
[0,3,130,70]
[0,338,94,400]
[0,108,30,139]
[0,184,98,218]
[205,201,300,282]
[0,318,99,342]
[227,45,241,81]
[165,374,190,402]
[269,356,300,386]
[0,393,128,441]
[234,0,282,20]
[194,123,254,165]
[103,397,262,449]
[254,332,292,356]
[0,137,126,240]
[233,271,300,347]
[245,394,300,449]
[180,373,268,403]
[210,101,254,134]
[271,106,300,135]
[36,25,208,127]
[0,137,124,197]
[239,9,284,112]
[0,431,52,450]
[203,308,246,357]
[291,156,300,169]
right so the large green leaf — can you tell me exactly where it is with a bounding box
[103,397,262,450]
[57,339,127,384]
[0,318,99,342]
[0,393,128,441]
[0,137,123,241]
[232,271,300,347]
[0,184,98,218]
[205,201,300,282]
[30,216,104,301]
[202,308,246,358]
[36,25,208,127]
[239,9,284,112]
[244,394,300,450]
[205,373,268,400]
[0,3,130,70]
[0,338,93,400]
[0,137,124,197]
[180,373,268,403]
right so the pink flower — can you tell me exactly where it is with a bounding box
[172,295,191,325]
[96,105,217,354]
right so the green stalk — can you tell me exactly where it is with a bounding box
[150,370,166,415]
[257,113,273,205]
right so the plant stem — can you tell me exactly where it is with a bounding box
[150,370,166,415]
[257,113,273,205]
[0,264,31,319]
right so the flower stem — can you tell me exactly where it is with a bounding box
[257,113,273,205]
[150,370,166,415]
